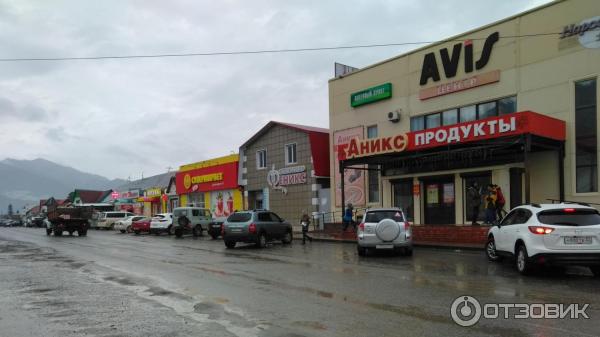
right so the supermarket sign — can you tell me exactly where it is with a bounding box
[337,111,565,160]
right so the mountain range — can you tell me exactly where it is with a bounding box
[0,158,126,214]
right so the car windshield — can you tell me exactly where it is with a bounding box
[365,210,404,223]
[227,212,252,222]
[537,209,600,226]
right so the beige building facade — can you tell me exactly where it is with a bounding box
[329,0,600,225]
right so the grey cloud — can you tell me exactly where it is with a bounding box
[0,96,49,121]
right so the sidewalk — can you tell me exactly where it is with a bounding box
[296,228,486,250]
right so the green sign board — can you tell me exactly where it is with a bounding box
[350,83,392,107]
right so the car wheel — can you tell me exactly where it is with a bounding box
[55,230,63,237]
[175,227,183,238]
[225,240,236,249]
[486,237,502,262]
[256,232,267,248]
[120,230,126,234]
[78,230,87,237]
[211,234,219,240]
[126,225,132,233]
[282,230,293,244]
[516,244,533,275]
[192,225,201,237]
[590,266,600,277]
[404,248,413,256]
[46,228,52,236]
[167,225,173,236]
[68,231,74,236]
[357,246,367,256]
[134,230,140,235]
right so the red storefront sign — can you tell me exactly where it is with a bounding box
[337,111,566,160]
[176,161,238,194]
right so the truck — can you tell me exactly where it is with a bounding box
[46,199,92,237]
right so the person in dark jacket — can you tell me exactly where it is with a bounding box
[467,182,482,226]
[300,211,312,244]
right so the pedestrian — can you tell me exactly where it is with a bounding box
[300,211,312,244]
[485,184,497,225]
[342,203,354,232]
[494,185,506,220]
[467,182,482,225]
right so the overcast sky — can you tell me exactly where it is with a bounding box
[0,0,551,180]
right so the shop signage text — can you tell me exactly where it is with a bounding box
[145,188,162,197]
[336,111,566,160]
[351,83,392,107]
[420,32,499,86]
[560,16,600,49]
[176,161,238,194]
[112,190,140,199]
[419,70,500,100]
[267,165,307,194]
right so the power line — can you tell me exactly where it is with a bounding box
[0,32,563,62]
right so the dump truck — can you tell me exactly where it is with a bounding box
[46,200,92,237]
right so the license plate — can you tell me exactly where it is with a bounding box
[564,236,593,245]
[376,244,394,249]
[230,228,242,233]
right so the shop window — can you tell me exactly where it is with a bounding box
[368,164,380,203]
[477,101,497,119]
[463,174,491,224]
[425,112,441,129]
[410,116,425,131]
[460,105,477,123]
[188,192,205,208]
[575,79,598,193]
[442,109,458,125]
[498,96,517,115]
[285,143,297,165]
[367,125,378,139]
[256,149,267,169]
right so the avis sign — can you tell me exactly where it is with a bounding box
[336,111,566,160]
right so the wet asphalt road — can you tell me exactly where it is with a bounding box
[0,228,599,337]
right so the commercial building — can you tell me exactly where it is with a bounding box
[176,154,242,217]
[239,121,330,229]
[111,172,175,216]
[329,0,599,226]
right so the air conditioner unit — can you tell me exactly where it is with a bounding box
[387,110,401,123]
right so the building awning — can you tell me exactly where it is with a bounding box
[336,111,567,204]
[337,111,565,167]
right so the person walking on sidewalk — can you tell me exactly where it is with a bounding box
[467,182,482,226]
[342,203,354,232]
[494,185,506,221]
[484,184,497,225]
[300,211,312,244]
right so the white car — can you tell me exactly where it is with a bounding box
[114,215,146,233]
[486,203,600,276]
[149,213,173,235]
[356,207,412,256]
[96,211,135,229]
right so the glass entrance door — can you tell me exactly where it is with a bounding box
[392,180,414,221]
[423,177,455,224]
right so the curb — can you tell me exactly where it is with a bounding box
[296,233,485,250]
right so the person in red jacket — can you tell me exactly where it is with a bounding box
[494,185,506,220]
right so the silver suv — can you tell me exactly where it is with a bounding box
[357,208,413,256]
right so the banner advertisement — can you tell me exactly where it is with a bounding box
[334,127,365,207]
[210,190,236,218]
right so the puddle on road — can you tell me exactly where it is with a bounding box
[291,321,327,331]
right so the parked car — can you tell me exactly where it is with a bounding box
[114,215,146,233]
[356,208,413,256]
[31,216,45,228]
[172,207,212,238]
[486,203,600,276]
[131,217,151,235]
[149,213,173,235]
[222,210,293,249]
[96,211,134,230]
[208,217,227,239]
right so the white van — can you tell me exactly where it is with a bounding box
[96,211,135,230]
